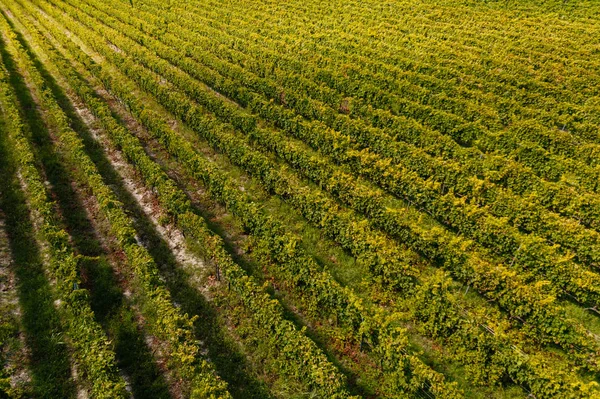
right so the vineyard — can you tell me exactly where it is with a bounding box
[0,0,599,397]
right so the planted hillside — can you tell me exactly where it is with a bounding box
[1,0,599,398]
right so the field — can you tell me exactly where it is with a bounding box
[0,0,599,398]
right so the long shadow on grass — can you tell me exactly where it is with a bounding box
[0,22,172,399]
[4,17,273,399]
[0,98,75,398]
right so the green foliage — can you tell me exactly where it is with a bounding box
[0,25,128,398]
[5,0,600,397]
[0,12,231,398]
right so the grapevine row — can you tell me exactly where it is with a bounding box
[187,0,600,149]
[100,0,600,238]
[0,11,237,399]
[142,0,600,186]
[60,0,600,347]
[24,0,600,396]
[80,0,600,302]
[5,2,467,396]
[0,26,128,398]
